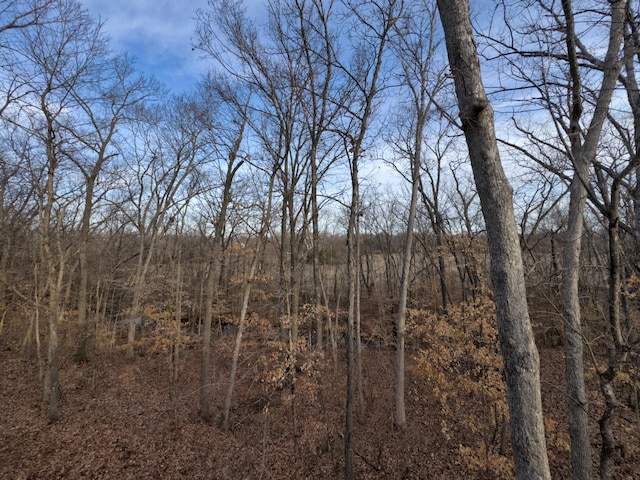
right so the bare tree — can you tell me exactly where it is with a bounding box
[9,0,109,420]
[483,1,627,477]
[66,53,157,362]
[388,2,446,430]
[436,1,551,478]
[197,77,249,422]
[196,0,306,349]
[335,0,402,476]
[221,165,277,431]
[117,96,204,360]
[559,4,625,478]
[291,0,343,349]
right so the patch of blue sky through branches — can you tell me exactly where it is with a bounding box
[82,0,271,93]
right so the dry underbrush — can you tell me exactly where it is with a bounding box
[1,299,639,479]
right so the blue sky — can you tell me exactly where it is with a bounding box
[81,0,212,93]
[80,0,495,96]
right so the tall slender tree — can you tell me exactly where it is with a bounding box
[336,0,402,475]
[559,4,626,477]
[198,78,248,422]
[436,1,551,478]
[389,1,446,430]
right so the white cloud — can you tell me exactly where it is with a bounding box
[82,0,209,92]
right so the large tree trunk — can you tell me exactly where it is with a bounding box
[436,2,551,478]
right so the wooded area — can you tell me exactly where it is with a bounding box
[1,0,640,479]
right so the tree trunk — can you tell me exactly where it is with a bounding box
[200,123,245,422]
[339,3,399,475]
[435,221,448,311]
[395,112,423,431]
[199,252,218,422]
[126,237,155,360]
[75,244,89,362]
[45,291,60,421]
[355,212,364,415]
[559,2,625,478]
[41,114,62,422]
[220,258,254,432]
[311,151,323,350]
[559,1,593,474]
[221,169,274,431]
[436,1,551,478]
[598,204,628,475]
[344,159,358,480]
[598,180,627,480]
[561,171,593,480]
[75,186,94,363]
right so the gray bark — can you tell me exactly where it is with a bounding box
[394,139,420,431]
[436,1,551,478]
[559,2,626,479]
[220,165,275,431]
[220,174,274,431]
[341,2,400,474]
[200,127,245,422]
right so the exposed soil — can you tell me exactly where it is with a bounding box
[1,316,638,479]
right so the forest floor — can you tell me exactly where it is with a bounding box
[1,314,638,479]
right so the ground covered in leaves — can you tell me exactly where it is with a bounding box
[1,312,638,479]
